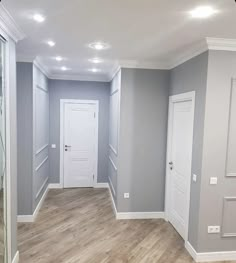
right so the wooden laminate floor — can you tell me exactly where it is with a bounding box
[18,189,235,263]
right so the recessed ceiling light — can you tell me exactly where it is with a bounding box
[89,68,101,73]
[61,66,69,71]
[33,14,45,23]
[88,42,110,51]
[55,56,63,61]
[190,6,217,18]
[88,58,103,64]
[47,41,56,47]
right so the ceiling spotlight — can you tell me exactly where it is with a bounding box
[61,66,69,71]
[47,41,56,47]
[190,6,217,18]
[55,56,63,61]
[88,42,110,51]
[33,14,45,23]
[89,68,101,73]
[88,58,103,64]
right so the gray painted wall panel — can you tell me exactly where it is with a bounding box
[17,62,33,215]
[169,52,208,250]
[117,68,169,213]
[48,80,110,184]
[198,50,236,252]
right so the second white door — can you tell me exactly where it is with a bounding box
[166,93,195,240]
[63,102,98,188]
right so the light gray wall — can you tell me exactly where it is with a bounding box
[117,68,169,212]
[17,62,49,215]
[49,80,110,184]
[32,65,49,210]
[108,70,121,205]
[197,50,236,252]
[17,62,33,215]
[169,52,209,250]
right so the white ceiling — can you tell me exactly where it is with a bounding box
[3,0,236,81]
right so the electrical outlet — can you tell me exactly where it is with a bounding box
[124,193,129,199]
[210,177,218,185]
[208,226,220,234]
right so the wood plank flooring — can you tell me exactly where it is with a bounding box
[18,188,235,263]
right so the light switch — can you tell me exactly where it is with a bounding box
[51,144,56,149]
[193,174,197,182]
[210,177,218,185]
[124,193,130,199]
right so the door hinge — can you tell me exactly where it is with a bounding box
[93,174,95,181]
[94,112,96,118]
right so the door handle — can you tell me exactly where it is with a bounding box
[169,161,173,170]
[65,145,71,151]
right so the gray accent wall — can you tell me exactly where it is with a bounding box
[197,50,236,252]
[17,62,49,216]
[169,52,209,250]
[48,80,110,184]
[108,70,121,205]
[17,62,33,215]
[117,68,169,212]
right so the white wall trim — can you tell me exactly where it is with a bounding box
[206,37,236,52]
[185,241,236,262]
[0,4,25,42]
[17,186,49,223]
[108,184,118,218]
[116,212,165,220]
[12,251,19,263]
[60,99,99,188]
[49,73,110,82]
[94,183,109,188]
[48,183,63,189]
[165,91,195,242]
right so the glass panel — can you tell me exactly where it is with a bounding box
[0,38,6,263]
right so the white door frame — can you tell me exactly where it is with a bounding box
[60,99,99,188]
[165,91,195,243]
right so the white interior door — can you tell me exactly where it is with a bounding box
[63,102,98,188]
[166,93,195,240]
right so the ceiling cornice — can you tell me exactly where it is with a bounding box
[0,4,25,42]
[206,37,236,51]
[119,59,169,70]
[16,37,236,82]
[48,73,111,82]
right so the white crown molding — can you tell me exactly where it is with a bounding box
[167,39,208,69]
[206,37,236,51]
[0,4,25,42]
[48,73,111,82]
[34,58,50,78]
[185,241,236,262]
[119,59,169,70]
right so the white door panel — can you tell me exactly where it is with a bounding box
[63,103,97,188]
[167,98,194,240]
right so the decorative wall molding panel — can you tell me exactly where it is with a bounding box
[225,81,236,177]
[221,197,236,238]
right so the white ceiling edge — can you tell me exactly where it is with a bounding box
[17,37,236,83]
[0,3,25,42]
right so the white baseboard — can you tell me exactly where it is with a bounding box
[48,183,63,189]
[94,183,109,188]
[17,186,49,223]
[107,185,165,220]
[116,212,165,220]
[12,251,19,263]
[185,241,236,262]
